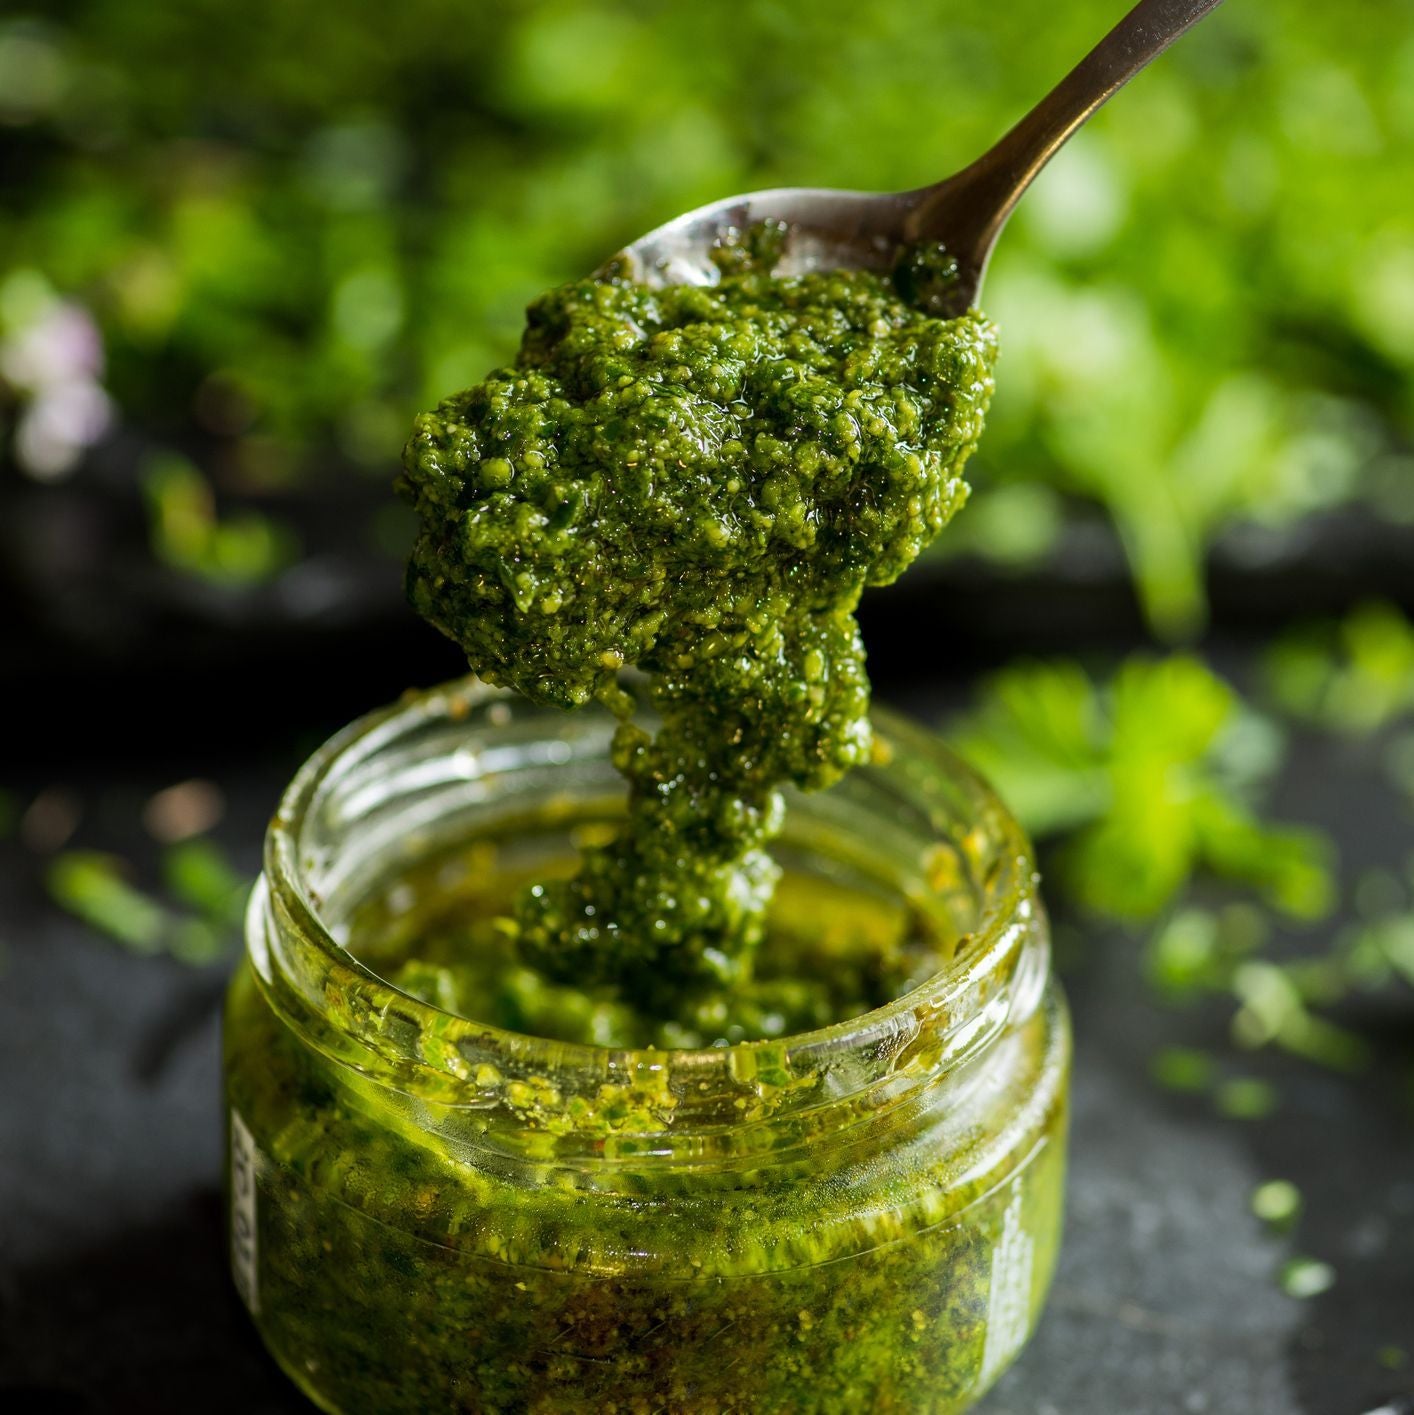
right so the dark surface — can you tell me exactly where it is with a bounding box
[1,673,1412,1415]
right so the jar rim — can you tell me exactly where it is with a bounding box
[255,677,1043,1136]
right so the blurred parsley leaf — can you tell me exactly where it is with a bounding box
[949,654,1335,921]
[162,837,249,927]
[47,851,169,954]
[48,839,248,966]
[1265,602,1414,735]
[143,454,298,587]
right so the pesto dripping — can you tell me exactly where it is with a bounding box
[399,238,997,1025]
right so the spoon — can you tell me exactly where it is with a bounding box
[605,0,1225,308]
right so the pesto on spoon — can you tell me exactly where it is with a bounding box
[399,233,995,1026]
[398,0,1228,1035]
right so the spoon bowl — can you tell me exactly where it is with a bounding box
[605,0,1224,309]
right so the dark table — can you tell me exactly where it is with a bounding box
[2,681,1412,1415]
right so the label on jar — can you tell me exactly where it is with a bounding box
[979,1178,1033,1385]
[229,1106,260,1316]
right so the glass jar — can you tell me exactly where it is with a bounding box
[225,678,1069,1414]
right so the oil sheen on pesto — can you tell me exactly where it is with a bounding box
[399,238,997,1030]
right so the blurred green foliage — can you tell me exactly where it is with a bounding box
[952,634,1414,1078]
[1265,600,1414,734]
[1279,1256,1337,1300]
[1251,1178,1302,1231]
[161,836,250,927]
[47,851,170,951]
[2,0,1413,624]
[948,654,1334,920]
[142,453,299,584]
[47,838,246,964]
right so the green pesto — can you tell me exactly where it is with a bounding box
[361,846,948,1049]
[225,850,1069,1415]
[398,237,997,1017]
[222,245,1063,1415]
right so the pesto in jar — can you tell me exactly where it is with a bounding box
[398,234,997,1033]
[227,691,1069,1415]
[223,239,1062,1415]
[366,844,951,1049]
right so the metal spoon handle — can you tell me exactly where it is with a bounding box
[911,0,1225,271]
